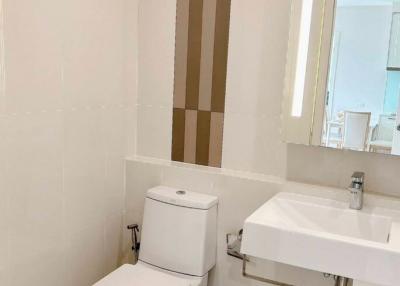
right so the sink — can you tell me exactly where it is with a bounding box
[260,194,392,243]
[241,192,400,286]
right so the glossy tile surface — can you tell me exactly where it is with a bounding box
[0,0,138,285]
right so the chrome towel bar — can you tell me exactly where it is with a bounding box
[242,255,295,286]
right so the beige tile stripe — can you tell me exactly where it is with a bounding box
[198,0,217,111]
[173,0,190,109]
[196,111,211,166]
[184,110,198,164]
[209,112,224,167]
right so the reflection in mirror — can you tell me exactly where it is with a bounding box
[322,0,400,155]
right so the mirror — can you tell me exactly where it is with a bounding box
[282,0,400,156]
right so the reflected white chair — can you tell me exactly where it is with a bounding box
[342,111,371,151]
[369,114,396,153]
[325,110,345,148]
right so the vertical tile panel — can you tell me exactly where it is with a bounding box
[209,112,224,167]
[173,0,190,109]
[198,0,217,111]
[196,111,211,165]
[184,110,198,164]
[211,0,231,112]
[172,108,186,162]
[185,0,204,110]
[172,0,229,167]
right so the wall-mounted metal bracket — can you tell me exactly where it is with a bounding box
[226,229,247,261]
[242,254,295,286]
[227,229,347,285]
[226,230,295,285]
[127,224,140,263]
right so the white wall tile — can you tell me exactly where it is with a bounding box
[0,270,9,286]
[3,0,63,113]
[104,213,125,274]
[125,160,162,215]
[0,230,8,283]
[8,239,67,286]
[65,224,106,286]
[104,108,127,158]
[0,117,9,285]
[123,0,139,108]
[225,0,291,117]
[134,0,176,161]
[222,0,291,177]
[161,165,217,194]
[125,106,137,156]
[222,113,287,177]
[0,0,138,283]
[5,113,64,252]
[63,109,106,234]
[104,156,125,217]
[287,144,400,197]
[0,118,8,232]
[137,0,176,108]
[136,105,172,160]
[62,0,125,108]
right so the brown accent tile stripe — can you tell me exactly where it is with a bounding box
[172,0,231,168]
[211,0,231,113]
[196,111,211,166]
[173,0,190,109]
[185,0,204,110]
[208,112,224,167]
[184,110,198,164]
[171,108,186,162]
[198,0,217,111]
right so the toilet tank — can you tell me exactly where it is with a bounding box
[139,186,218,277]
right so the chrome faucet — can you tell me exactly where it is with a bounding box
[349,172,365,210]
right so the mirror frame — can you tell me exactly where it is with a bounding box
[282,0,337,146]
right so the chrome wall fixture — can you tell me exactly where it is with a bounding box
[226,230,294,286]
[227,229,350,286]
[127,224,140,263]
[242,254,294,286]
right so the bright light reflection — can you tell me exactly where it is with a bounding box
[291,0,314,117]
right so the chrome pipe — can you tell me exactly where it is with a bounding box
[335,276,349,286]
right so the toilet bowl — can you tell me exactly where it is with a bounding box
[94,186,218,286]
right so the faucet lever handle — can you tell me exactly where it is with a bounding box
[351,172,365,184]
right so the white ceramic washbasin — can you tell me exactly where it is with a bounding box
[241,192,400,286]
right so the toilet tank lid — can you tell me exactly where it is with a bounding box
[146,186,218,210]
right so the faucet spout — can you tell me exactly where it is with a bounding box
[349,172,364,210]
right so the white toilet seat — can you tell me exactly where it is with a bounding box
[93,261,206,286]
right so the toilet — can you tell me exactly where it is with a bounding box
[94,186,218,286]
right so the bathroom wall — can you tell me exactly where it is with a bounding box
[136,0,288,177]
[133,0,400,197]
[126,0,400,285]
[0,0,138,285]
[136,0,175,160]
[287,144,400,198]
